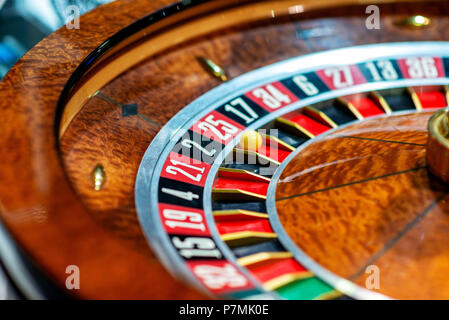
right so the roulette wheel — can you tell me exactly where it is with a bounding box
[3,0,449,300]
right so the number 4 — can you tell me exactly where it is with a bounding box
[161,188,200,201]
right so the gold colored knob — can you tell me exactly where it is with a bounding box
[91,164,106,191]
[427,108,449,183]
[396,15,431,28]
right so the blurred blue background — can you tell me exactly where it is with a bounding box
[0,0,114,79]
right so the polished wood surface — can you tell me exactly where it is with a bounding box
[0,0,207,299]
[276,112,449,299]
[1,0,449,298]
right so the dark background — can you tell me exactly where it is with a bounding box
[0,0,113,79]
